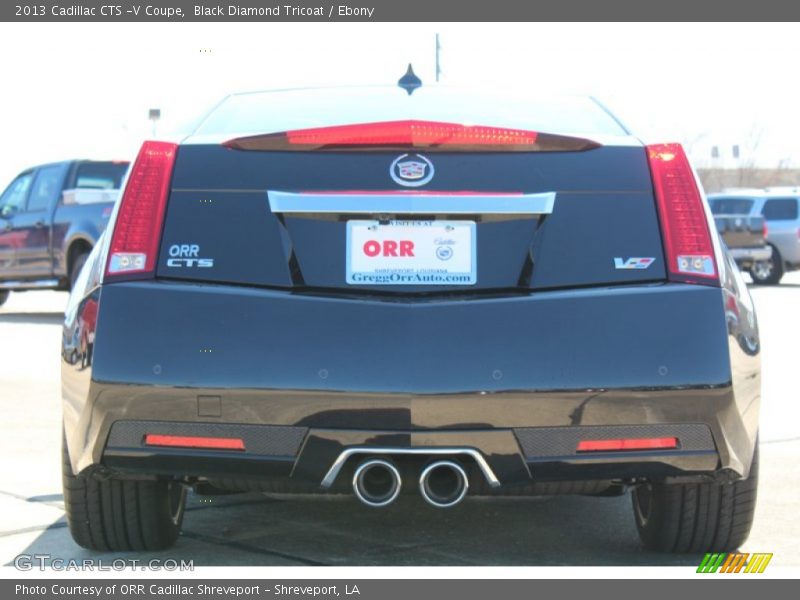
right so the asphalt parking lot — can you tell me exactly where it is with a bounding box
[1,276,798,567]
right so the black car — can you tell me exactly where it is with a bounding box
[61,84,760,554]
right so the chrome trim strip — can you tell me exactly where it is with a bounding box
[268,190,556,215]
[320,447,501,489]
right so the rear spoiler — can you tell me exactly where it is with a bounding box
[224,120,600,152]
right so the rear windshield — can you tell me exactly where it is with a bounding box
[191,87,628,139]
[761,198,799,221]
[709,197,754,215]
[73,162,129,190]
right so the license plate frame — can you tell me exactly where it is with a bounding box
[346,220,476,286]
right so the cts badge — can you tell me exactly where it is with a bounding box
[614,257,655,269]
[390,153,434,187]
[166,244,214,268]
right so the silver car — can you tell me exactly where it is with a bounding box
[710,193,800,284]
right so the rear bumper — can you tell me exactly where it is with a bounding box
[62,279,761,485]
[729,246,772,264]
[100,417,722,490]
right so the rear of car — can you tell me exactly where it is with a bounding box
[61,87,760,554]
[710,193,800,284]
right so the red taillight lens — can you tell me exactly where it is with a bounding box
[105,141,177,279]
[763,222,768,239]
[647,143,719,285]
[144,434,245,451]
[224,120,599,152]
[576,437,678,452]
[286,120,538,147]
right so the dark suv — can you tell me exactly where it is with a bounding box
[62,86,760,555]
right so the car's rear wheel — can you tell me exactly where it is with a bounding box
[750,245,783,285]
[0,290,8,307]
[69,250,90,291]
[632,444,758,553]
[62,432,186,551]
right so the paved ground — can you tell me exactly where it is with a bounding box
[0,275,798,567]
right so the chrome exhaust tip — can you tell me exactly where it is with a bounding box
[352,459,402,507]
[419,460,469,508]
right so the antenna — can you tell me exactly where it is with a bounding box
[398,64,422,95]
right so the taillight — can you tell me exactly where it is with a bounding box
[224,120,599,152]
[647,143,719,285]
[763,222,768,240]
[105,141,177,279]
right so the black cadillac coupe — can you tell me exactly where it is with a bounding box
[61,80,760,554]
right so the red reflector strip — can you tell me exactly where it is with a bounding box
[576,437,678,452]
[144,434,245,451]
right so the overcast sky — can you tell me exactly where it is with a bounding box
[0,22,798,186]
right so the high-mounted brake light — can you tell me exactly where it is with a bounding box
[144,434,245,451]
[224,120,599,152]
[105,141,177,279]
[647,143,719,285]
[576,437,678,452]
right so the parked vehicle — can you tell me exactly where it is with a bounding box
[62,84,760,554]
[0,160,129,307]
[712,205,771,274]
[710,193,800,284]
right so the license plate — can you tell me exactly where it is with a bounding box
[346,220,476,285]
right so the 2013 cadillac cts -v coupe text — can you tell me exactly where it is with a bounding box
[61,84,760,554]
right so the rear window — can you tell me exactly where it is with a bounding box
[761,198,799,221]
[191,87,628,139]
[709,197,754,215]
[73,162,129,190]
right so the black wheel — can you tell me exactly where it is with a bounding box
[62,432,185,551]
[750,245,783,285]
[69,251,90,291]
[0,290,8,307]
[632,444,758,553]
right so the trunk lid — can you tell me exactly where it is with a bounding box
[158,143,665,292]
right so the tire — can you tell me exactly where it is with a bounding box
[750,245,783,285]
[62,432,186,551]
[0,290,8,307]
[69,251,90,291]
[632,443,759,553]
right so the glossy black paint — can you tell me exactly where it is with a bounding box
[61,125,761,495]
[158,146,666,292]
[63,271,760,484]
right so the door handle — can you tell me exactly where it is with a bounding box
[35,220,45,228]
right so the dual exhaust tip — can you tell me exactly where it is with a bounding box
[352,458,468,508]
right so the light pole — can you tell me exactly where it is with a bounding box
[435,33,442,83]
[148,108,161,138]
